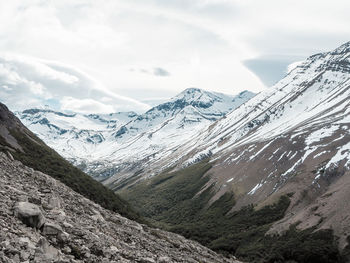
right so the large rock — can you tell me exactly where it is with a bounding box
[13,202,45,229]
[42,222,63,236]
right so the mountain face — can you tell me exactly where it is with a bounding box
[16,88,255,181]
[16,109,138,162]
[116,42,350,261]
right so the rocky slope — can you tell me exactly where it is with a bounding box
[16,88,255,180]
[0,151,239,263]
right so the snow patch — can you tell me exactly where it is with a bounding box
[248,181,264,195]
[326,142,350,169]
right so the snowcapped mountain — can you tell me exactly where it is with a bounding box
[17,88,255,179]
[111,88,253,142]
[17,109,138,162]
[142,42,350,247]
[12,41,350,256]
[175,42,350,165]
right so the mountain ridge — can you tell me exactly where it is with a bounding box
[16,88,255,183]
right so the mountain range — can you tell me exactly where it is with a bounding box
[6,41,350,262]
[16,88,255,180]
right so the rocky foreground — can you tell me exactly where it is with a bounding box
[0,152,239,263]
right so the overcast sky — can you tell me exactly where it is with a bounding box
[0,0,349,113]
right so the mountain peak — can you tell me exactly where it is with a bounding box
[331,41,350,55]
[173,87,209,101]
[237,90,255,98]
[181,87,204,94]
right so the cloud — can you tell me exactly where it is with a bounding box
[60,97,115,114]
[0,53,151,113]
[1,85,11,91]
[153,67,170,77]
[0,0,266,100]
[0,0,349,103]
[130,67,171,77]
[243,55,304,86]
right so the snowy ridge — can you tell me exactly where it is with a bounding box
[17,88,255,180]
[172,42,350,173]
[17,109,138,162]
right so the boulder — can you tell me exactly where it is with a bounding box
[42,222,63,236]
[13,202,45,229]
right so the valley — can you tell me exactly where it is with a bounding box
[2,1,350,262]
[2,41,350,262]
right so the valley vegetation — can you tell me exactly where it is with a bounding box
[120,160,344,263]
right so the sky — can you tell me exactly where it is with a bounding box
[0,0,349,113]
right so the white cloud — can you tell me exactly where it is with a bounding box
[60,97,114,114]
[0,0,349,111]
[28,81,45,96]
[1,85,11,91]
[0,53,150,113]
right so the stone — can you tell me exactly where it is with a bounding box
[110,245,119,253]
[12,254,20,263]
[158,256,172,263]
[20,250,30,261]
[48,196,61,209]
[42,222,63,236]
[141,257,156,263]
[13,202,45,229]
[28,196,42,205]
[57,231,69,242]
[35,238,59,260]
[62,246,71,254]
[62,221,73,228]
[17,195,28,202]
[40,188,51,194]
[91,212,105,223]
[6,151,14,161]
[18,237,36,250]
